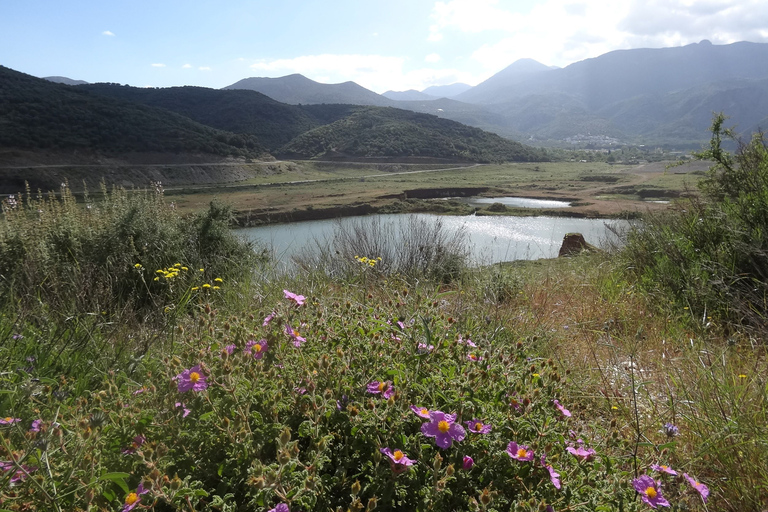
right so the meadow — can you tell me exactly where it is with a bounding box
[1,123,766,511]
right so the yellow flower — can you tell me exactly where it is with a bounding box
[134,263,142,269]
[214,278,223,283]
[153,277,159,281]
[202,283,211,288]
[199,268,204,272]
[191,286,199,291]
[213,286,220,290]
[181,266,188,271]
[738,374,747,379]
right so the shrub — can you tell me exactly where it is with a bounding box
[622,114,768,334]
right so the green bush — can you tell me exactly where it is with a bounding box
[622,114,768,333]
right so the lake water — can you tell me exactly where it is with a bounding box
[452,196,572,208]
[239,213,627,267]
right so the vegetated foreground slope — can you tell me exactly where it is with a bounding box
[0,66,270,163]
[278,107,546,162]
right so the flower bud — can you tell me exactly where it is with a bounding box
[480,488,492,506]
[366,497,378,511]
[351,480,361,496]
[279,427,292,447]
[433,452,443,471]
[446,464,455,477]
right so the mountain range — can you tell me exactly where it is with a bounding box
[224,41,768,146]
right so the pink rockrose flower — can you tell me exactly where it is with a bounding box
[506,441,534,462]
[121,435,147,455]
[122,482,149,512]
[245,339,269,359]
[175,402,191,418]
[283,289,306,306]
[175,365,208,392]
[541,455,561,490]
[465,420,492,434]
[367,380,394,399]
[285,324,306,347]
[553,399,572,418]
[263,311,276,326]
[29,419,43,432]
[268,504,290,512]
[380,447,416,470]
[632,475,670,508]
[421,411,466,449]
[683,473,709,503]
[651,464,678,476]
[462,455,475,470]
[410,405,431,419]
[566,445,596,462]
[0,417,21,425]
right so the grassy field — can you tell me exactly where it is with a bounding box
[163,159,707,221]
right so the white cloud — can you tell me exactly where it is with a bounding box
[425,53,441,63]
[248,54,480,93]
[182,63,193,69]
[102,30,115,36]
[199,66,211,71]
[151,63,166,68]
[429,0,766,69]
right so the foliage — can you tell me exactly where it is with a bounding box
[0,183,259,321]
[622,114,768,333]
[278,107,547,163]
[0,66,268,158]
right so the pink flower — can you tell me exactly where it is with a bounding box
[421,411,466,449]
[175,365,208,392]
[283,289,306,306]
[410,405,431,419]
[263,311,276,326]
[566,445,596,462]
[132,387,147,396]
[121,435,147,455]
[245,339,269,359]
[175,402,191,417]
[367,380,394,399]
[1,461,37,485]
[223,344,236,355]
[268,504,290,512]
[285,324,306,347]
[553,399,571,418]
[122,482,149,511]
[462,455,474,470]
[683,473,709,503]
[417,342,434,353]
[541,455,561,489]
[506,441,534,462]
[0,417,21,425]
[467,353,483,362]
[632,475,670,508]
[651,464,678,476]
[380,447,416,470]
[465,420,492,434]
[457,335,476,347]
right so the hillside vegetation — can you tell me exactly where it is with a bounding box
[279,107,545,162]
[0,67,269,160]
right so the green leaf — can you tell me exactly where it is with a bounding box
[100,472,130,494]
[199,411,215,422]
[298,420,314,438]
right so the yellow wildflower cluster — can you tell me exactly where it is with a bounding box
[152,263,189,281]
[191,277,222,291]
[354,255,382,268]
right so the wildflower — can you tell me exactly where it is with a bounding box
[683,473,709,503]
[268,504,290,512]
[132,387,147,396]
[122,482,149,512]
[0,417,21,425]
[553,399,571,418]
[213,286,220,290]
[245,339,268,359]
[12,334,23,340]
[191,286,199,290]
[175,402,191,418]
[222,344,236,356]
[133,263,142,269]
[417,342,434,353]
[465,420,492,434]
[467,353,483,362]
[367,380,394,399]
[506,442,534,462]
[1,462,37,485]
[661,422,679,438]
[540,455,561,489]
[214,277,223,283]
[566,445,596,462]
[457,335,477,347]
[29,419,42,432]
[285,324,306,347]
[410,405,431,419]
[283,289,306,306]
[175,365,208,393]
[651,464,677,476]
[462,455,474,470]
[380,447,416,469]
[263,311,276,326]
[202,283,211,288]
[421,411,466,449]
[632,475,670,508]
[122,435,147,455]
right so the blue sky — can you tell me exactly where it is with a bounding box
[2,0,766,93]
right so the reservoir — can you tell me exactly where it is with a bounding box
[453,196,572,208]
[239,213,627,267]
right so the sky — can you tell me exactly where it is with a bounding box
[2,0,767,94]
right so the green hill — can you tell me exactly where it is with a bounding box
[0,66,269,161]
[278,106,545,162]
[77,83,322,151]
